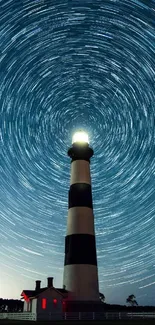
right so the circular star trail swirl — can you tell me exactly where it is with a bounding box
[0,0,155,305]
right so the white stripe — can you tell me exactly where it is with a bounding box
[63,264,99,301]
[66,207,95,236]
[70,160,91,185]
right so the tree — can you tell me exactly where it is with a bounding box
[99,292,105,303]
[126,294,138,307]
[0,298,23,312]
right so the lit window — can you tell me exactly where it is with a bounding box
[42,298,46,309]
[53,298,57,304]
[62,301,66,312]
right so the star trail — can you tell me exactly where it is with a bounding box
[0,0,155,306]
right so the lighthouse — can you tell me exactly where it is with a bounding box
[63,131,100,309]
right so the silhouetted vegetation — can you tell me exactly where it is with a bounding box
[0,296,155,314]
[99,292,105,303]
[102,303,155,312]
[0,298,23,312]
[126,294,138,306]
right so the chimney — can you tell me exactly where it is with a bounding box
[47,277,53,288]
[35,280,41,291]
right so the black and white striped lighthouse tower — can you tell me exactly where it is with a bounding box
[63,131,100,309]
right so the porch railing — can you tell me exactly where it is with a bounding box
[0,312,36,321]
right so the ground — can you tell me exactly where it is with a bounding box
[0,320,155,325]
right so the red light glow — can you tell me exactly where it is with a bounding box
[23,293,30,302]
[53,298,57,304]
[42,298,46,309]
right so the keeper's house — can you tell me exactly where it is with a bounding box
[21,277,67,320]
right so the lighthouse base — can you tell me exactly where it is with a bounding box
[63,300,104,312]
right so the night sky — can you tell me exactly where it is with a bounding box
[0,0,155,306]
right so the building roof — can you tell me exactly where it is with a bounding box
[21,288,46,298]
[56,288,68,294]
[21,287,68,299]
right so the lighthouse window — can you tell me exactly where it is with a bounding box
[42,298,46,309]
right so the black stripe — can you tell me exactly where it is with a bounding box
[69,183,93,209]
[68,144,94,162]
[64,234,97,265]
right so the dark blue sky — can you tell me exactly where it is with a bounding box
[0,0,155,306]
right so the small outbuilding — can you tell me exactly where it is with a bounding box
[21,277,68,320]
